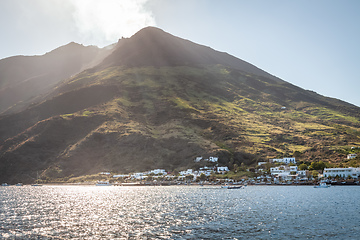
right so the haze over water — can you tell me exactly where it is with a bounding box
[1,185,359,239]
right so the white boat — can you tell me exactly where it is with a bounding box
[16,183,23,186]
[96,181,112,186]
[314,182,330,188]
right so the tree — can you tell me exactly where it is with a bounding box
[208,173,217,182]
[199,173,207,181]
[311,170,319,178]
[308,161,326,171]
[299,163,308,170]
[239,163,246,171]
[185,174,194,181]
[233,164,239,172]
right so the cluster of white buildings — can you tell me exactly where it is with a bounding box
[323,167,360,179]
[112,169,167,180]
[270,157,296,164]
[108,153,360,183]
[270,165,308,181]
[112,164,230,181]
[178,169,209,180]
[266,156,360,180]
[194,156,218,163]
[178,166,229,180]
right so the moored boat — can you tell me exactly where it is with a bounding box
[221,185,243,189]
[314,182,330,188]
[96,181,112,186]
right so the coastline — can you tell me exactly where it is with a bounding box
[8,181,359,187]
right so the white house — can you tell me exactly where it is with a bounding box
[271,157,296,164]
[323,167,360,179]
[289,166,298,172]
[270,166,285,175]
[194,156,218,162]
[131,172,147,180]
[199,166,213,170]
[113,174,130,178]
[209,157,218,162]
[284,158,296,164]
[217,166,229,173]
[149,169,167,175]
[258,162,268,166]
[270,165,302,180]
[180,169,193,176]
[195,166,214,176]
[297,170,308,178]
[197,170,213,176]
[347,154,357,159]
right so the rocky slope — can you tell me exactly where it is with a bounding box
[0,42,113,115]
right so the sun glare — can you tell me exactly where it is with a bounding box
[71,0,155,46]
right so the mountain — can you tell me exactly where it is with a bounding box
[99,27,281,81]
[1,27,359,184]
[0,42,113,115]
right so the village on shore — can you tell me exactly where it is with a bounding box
[2,153,360,187]
[88,153,360,187]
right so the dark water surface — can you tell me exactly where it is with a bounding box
[0,185,359,239]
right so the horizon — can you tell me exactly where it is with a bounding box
[1,0,360,107]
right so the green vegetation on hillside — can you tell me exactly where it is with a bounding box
[1,65,360,184]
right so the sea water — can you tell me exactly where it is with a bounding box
[0,185,359,239]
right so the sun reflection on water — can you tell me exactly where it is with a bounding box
[1,185,360,239]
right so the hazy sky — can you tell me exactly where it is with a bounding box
[1,0,359,107]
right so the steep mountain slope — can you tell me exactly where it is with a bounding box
[99,27,281,82]
[1,27,359,184]
[0,42,113,115]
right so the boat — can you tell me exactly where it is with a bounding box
[31,183,43,186]
[1,183,9,186]
[314,182,330,188]
[221,185,243,189]
[16,183,23,186]
[227,186,243,189]
[96,181,112,186]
